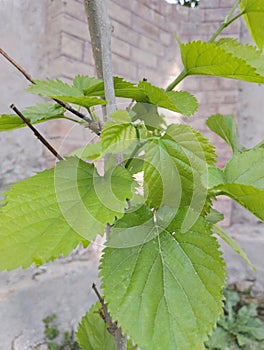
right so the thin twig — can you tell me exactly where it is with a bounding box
[0,47,101,135]
[0,48,34,83]
[10,104,64,161]
[92,283,118,336]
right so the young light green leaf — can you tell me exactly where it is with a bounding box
[166,90,198,117]
[84,76,146,101]
[240,0,264,50]
[73,75,102,92]
[144,124,216,211]
[213,224,255,270]
[101,210,226,350]
[206,114,245,153]
[54,158,135,240]
[180,41,264,83]
[28,79,82,98]
[101,120,138,154]
[138,81,198,116]
[113,77,146,100]
[216,38,264,76]
[131,103,166,130]
[70,142,102,160]
[144,138,183,209]
[125,157,144,175]
[0,114,25,131]
[208,166,225,189]
[76,302,116,350]
[211,148,264,220]
[0,158,134,270]
[0,103,66,132]
[109,110,131,123]
[76,302,138,350]
[84,78,198,116]
[224,148,264,189]
[22,103,66,122]
[206,208,224,224]
[50,95,106,109]
[0,160,87,271]
[165,123,216,165]
[215,183,264,220]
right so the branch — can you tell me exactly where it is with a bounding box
[92,283,121,337]
[86,2,126,349]
[10,104,64,161]
[0,47,101,135]
[84,0,116,117]
[0,48,34,82]
[84,1,103,80]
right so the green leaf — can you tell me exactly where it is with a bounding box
[240,0,264,50]
[0,103,65,132]
[138,81,198,116]
[212,224,255,270]
[215,183,264,220]
[166,90,198,117]
[210,148,264,220]
[0,160,86,270]
[84,76,146,101]
[206,208,224,224]
[76,302,138,350]
[216,38,264,76]
[125,157,144,175]
[50,95,106,109]
[109,110,131,123]
[84,78,198,116]
[113,77,146,100]
[106,205,156,248]
[73,75,102,92]
[0,114,25,131]
[180,40,264,83]
[131,103,166,130]
[0,158,134,270]
[224,148,264,189]
[28,79,82,98]
[208,166,225,189]
[254,139,264,149]
[54,158,135,240]
[206,114,245,153]
[101,119,138,154]
[71,142,102,160]
[22,103,66,123]
[165,124,216,165]
[101,210,226,350]
[144,124,216,229]
[76,302,116,350]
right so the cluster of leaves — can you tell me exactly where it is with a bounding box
[42,314,80,350]
[206,290,264,349]
[0,1,264,350]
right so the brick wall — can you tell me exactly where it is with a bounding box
[44,0,240,226]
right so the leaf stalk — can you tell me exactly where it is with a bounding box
[208,0,243,42]
[166,69,188,91]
